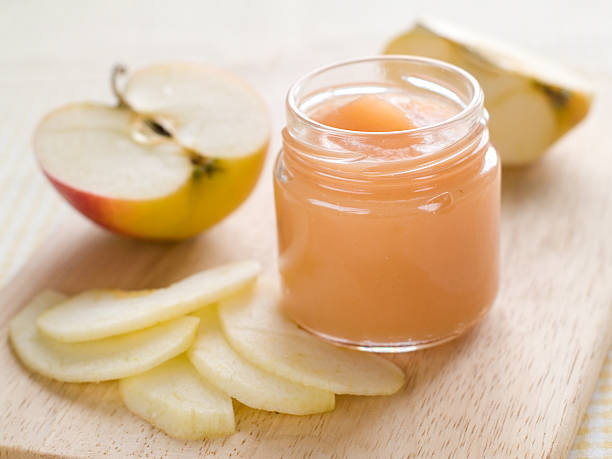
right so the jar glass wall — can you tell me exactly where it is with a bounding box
[274,56,500,352]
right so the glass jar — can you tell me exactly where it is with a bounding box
[274,56,500,352]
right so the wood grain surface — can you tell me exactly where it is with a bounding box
[1,2,612,457]
[0,80,611,459]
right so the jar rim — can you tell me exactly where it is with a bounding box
[286,55,484,138]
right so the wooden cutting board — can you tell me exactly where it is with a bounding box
[1,78,612,459]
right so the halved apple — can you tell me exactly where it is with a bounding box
[34,63,269,240]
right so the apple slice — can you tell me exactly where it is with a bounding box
[188,307,335,415]
[9,291,199,382]
[34,63,269,240]
[218,280,405,395]
[37,260,260,342]
[119,355,235,440]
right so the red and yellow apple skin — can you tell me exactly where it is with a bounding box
[42,147,266,241]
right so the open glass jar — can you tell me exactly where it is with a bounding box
[274,56,500,352]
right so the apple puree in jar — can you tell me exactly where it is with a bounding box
[274,57,500,351]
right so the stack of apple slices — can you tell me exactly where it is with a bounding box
[9,261,405,440]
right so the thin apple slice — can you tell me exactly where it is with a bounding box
[37,260,260,342]
[123,62,269,159]
[119,355,235,440]
[218,280,405,395]
[188,307,335,415]
[9,291,199,383]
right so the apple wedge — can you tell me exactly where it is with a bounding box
[218,280,405,395]
[34,62,269,240]
[119,355,235,440]
[9,291,199,382]
[37,260,260,342]
[384,19,593,165]
[188,307,335,415]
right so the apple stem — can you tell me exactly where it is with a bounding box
[111,64,131,109]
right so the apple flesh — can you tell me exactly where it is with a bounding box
[34,63,269,240]
[188,307,335,415]
[119,355,235,440]
[9,291,199,383]
[37,260,261,342]
[384,20,593,165]
[218,279,406,396]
